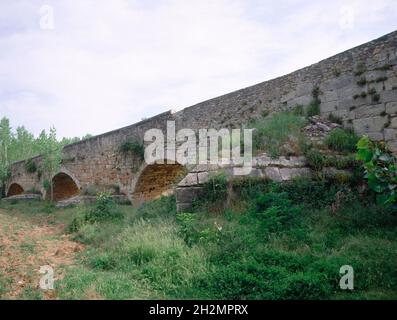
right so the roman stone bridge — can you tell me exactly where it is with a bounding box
[5,30,397,205]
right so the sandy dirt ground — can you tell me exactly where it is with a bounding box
[0,209,83,299]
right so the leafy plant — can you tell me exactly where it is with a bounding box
[356,136,397,205]
[306,87,322,117]
[25,159,37,173]
[119,141,144,160]
[357,77,367,86]
[354,62,367,76]
[305,149,325,171]
[176,212,199,246]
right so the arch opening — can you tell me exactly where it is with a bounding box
[50,172,80,201]
[133,163,186,204]
[7,183,24,197]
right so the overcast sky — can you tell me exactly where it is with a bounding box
[1,0,397,138]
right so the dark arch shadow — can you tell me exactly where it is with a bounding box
[132,163,187,205]
[49,172,80,201]
[7,183,24,197]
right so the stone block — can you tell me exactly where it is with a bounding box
[384,128,397,141]
[367,132,384,141]
[381,90,397,103]
[321,101,338,113]
[354,104,385,118]
[178,173,198,187]
[263,167,282,182]
[353,116,388,135]
[385,76,397,91]
[323,90,338,102]
[198,172,209,184]
[175,187,203,203]
[176,202,193,213]
[386,101,397,114]
[390,117,397,129]
[280,167,312,181]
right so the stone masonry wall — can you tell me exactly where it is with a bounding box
[7,30,397,201]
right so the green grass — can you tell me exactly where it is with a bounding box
[1,178,397,300]
[250,112,307,157]
[325,128,359,153]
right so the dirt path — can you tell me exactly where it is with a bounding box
[0,209,83,299]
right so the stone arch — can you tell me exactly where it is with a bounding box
[49,171,80,201]
[7,183,24,197]
[132,161,187,205]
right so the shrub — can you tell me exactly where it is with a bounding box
[68,193,123,232]
[119,141,144,160]
[357,77,367,86]
[306,100,320,117]
[354,62,367,76]
[25,159,37,173]
[325,128,359,153]
[85,193,123,223]
[176,213,199,246]
[292,104,304,116]
[328,113,343,125]
[305,149,325,171]
[356,136,397,205]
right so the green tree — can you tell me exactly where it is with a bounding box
[0,117,12,196]
[40,127,63,202]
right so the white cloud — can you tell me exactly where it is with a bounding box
[0,0,396,138]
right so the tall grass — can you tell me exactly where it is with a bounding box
[250,112,307,157]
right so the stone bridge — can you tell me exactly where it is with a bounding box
[5,30,397,205]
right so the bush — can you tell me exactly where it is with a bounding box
[305,149,325,171]
[68,193,123,232]
[200,172,228,203]
[306,86,322,117]
[85,193,123,223]
[119,141,144,160]
[356,136,397,205]
[176,213,199,246]
[25,159,37,173]
[306,100,320,117]
[325,128,359,153]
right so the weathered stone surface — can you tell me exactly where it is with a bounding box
[390,117,397,129]
[386,102,397,114]
[175,187,203,203]
[354,104,385,118]
[353,116,388,135]
[381,90,397,103]
[178,173,198,187]
[2,194,42,201]
[176,202,193,212]
[280,168,312,181]
[198,172,209,184]
[6,31,397,209]
[264,167,282,182]
[321,101,339,113]
[384,128,397,141]
[367,132,384,141]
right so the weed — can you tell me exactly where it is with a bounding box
[326,128,359,153]
[119,141,144,160]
